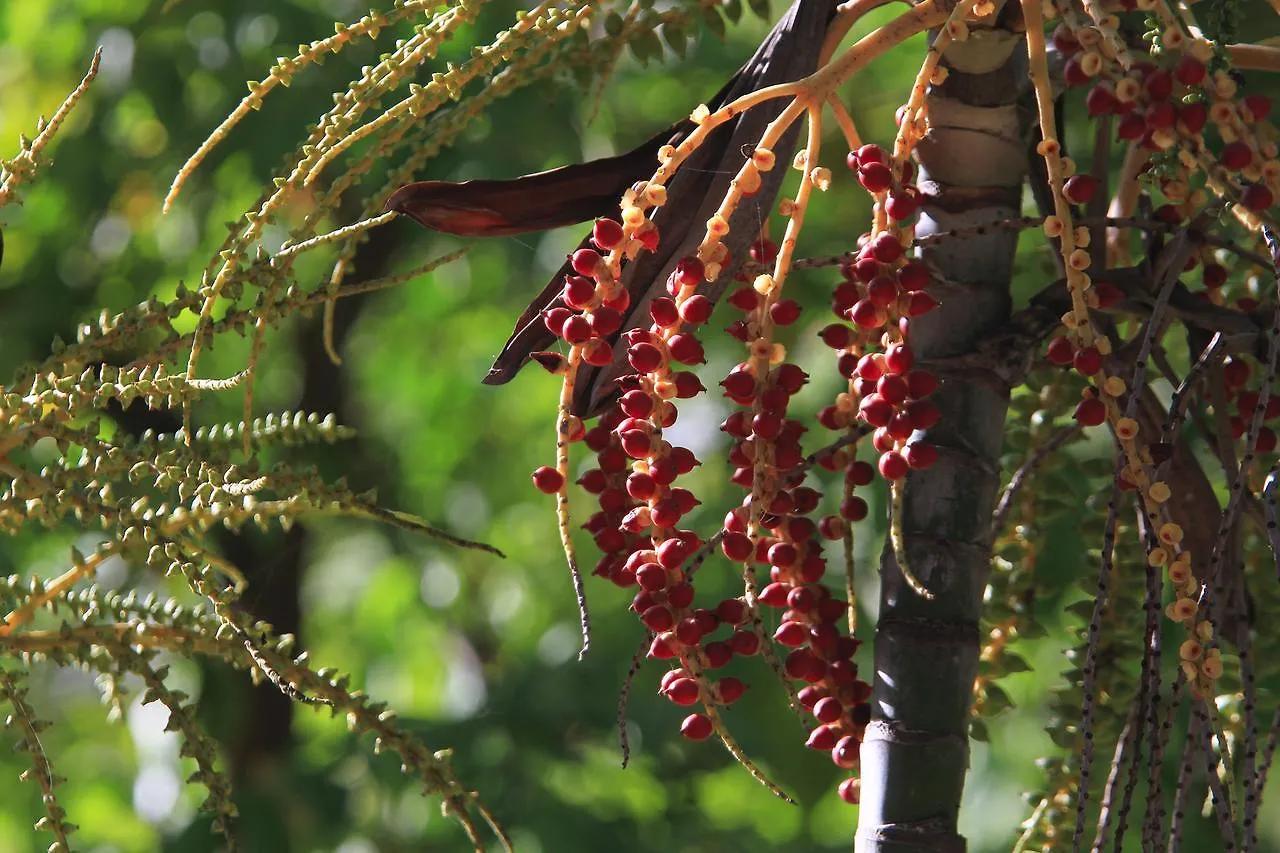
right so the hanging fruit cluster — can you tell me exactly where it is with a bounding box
[503,0,1280,820]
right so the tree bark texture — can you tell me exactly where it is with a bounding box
[855,12,1030,852]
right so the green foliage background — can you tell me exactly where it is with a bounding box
[1,1,1276,851]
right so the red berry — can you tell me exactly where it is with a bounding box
[906,399,940,430]
[886,412,914,440]
[859,394,893,428]
[716,598,747,625]
[1203,264,1228,289]
[871,232,903,263]
[814,696,844,723]
[674,257,705,288]
[1063,174,1097,205]
[664,677,700,706]
[1223,357,1251,389]
[898,261,929,290]
[561,314,593,344]
[668,333,706,365]
[906,290,938,317]
[806,725,838,750]
[848,461,875,487]
[675,616,706,646]
[562,274,596,309]
[1144,68,1173,100]
[679,295,713,324]
[1116,112,1146,141]
[636,563,668,591]
[628,342,664,372]
[851,257,880,283]
[1046,336,1075,366]
[879,451,908,480]
[1074,347,1103,375]
[672,371,705,398]
[680,713,713,740]
[774,621,808,646]
[885,192,919,221]
[728,287,760,312]
[857,354,885,381]
[1074,397,1106,427]
[650,296,680,328]
[819,515,847,540]
[619,390,654,418]
[785,648,827,682]
[903,441,938,470]
[820,323,855,349]
[1220,141,1253,172]
[877,373,909,404]
[642,605,675,632]
[592,218,624,250]
[1244,94,1272,122]
[1242,184,1275,213]
[571,248,602,276]
[581,338,614,366]
[860,161,890,190]
[648,634,676,659]
[906,369,939,398]
[1051,24,1080,55]
[729,630,761,656]
[867,276,898,307]
[1093,281,1121,308]
[850,299,886,329]
[1063,56,1088,87]
[838,777,861,805]
[703,641,733,669]
[531,466,564,493]
[1085,84,1117,116]
[1174,55,1206,86]
[668,582,695,609]
[1178,103,1207,134]
[543,306,572,334]
[750,239,779,264]
[770,299,802,325]
[831,735,861,769]
[716,677,746,705]
[857,143,888,165]
[884,343,914,373]
[588,306,622,337]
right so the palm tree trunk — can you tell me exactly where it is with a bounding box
[855,12,1030,851]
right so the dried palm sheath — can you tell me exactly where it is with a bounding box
[387,0,838,415]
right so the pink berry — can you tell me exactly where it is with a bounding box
[571,248,602,276]
[592,218,624,250]
[531,466,564,493]
[680,713,713,741]
[885,191,919,221]
[879,451,908,480]
[831,735,861,769]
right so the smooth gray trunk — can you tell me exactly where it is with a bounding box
[855,15,1030,852]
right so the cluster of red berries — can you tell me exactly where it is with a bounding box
[1058,26,1276,216]
[1220,356,1280,453]
[818,144,942,483]
[717,248,876,800]
[525,189,880,802]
